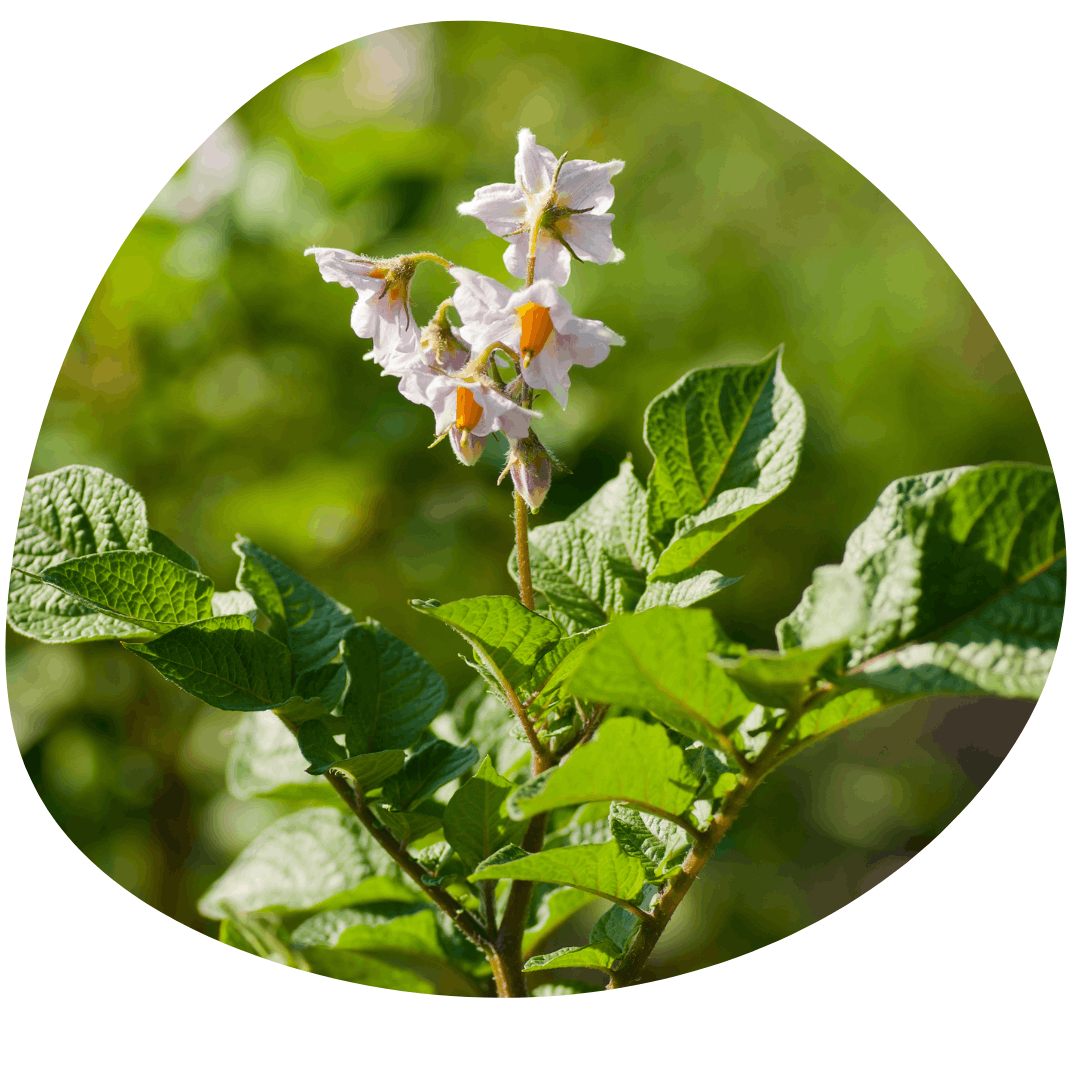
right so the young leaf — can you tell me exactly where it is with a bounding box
[280,661,349,728]
[468,841,646,907]
[124,614,294,711]
[41,551,215,633]
[296,719,348,775]
[375,808,445,849]
[329,752,408,793]
[568,607,756,755]
[609,802,692,879]
[523,887,597,956]
[293,906,444,960]
[779,463,1065,699]
[710,641,847,710]
[147,528,200,572]
[443,756,528,871]
[524,901,642,973]
[340,621,447,754]
[233,537,355,675]
[301,947,435,993]
[8,465,155,643]
[507,715,699,823]
[635,567,739,612]
[227,711,339,804]
[567,458,658,577]
[410,596,564,702]
[382,739,479,810]
[197,807,417,918]
[645,348,806,577]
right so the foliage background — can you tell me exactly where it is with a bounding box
[6,22,1044,983]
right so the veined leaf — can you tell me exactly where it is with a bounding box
[293,905,442,960]
[710,641,847,710]
[635,567,739,612]
[645,348,806,577]
[523,887,597,956]
[410,596,566,702]
[468,841,646,907]
[508,715,699,823]
[779,463,1064,699]
[609,803,692,879]
[197,806,418,919]
[568,458,658,577]
[124,614,293,711]
[211,590,259,624]
[227,711,338,804]
[568,607,756,754]
[340,621,446,755]
[8,465,155,643]
[41,550,214,633]
[382,739,479,810]
[524,897,645,973]
[233,537,355,675]
[329,751,407,793]
[302,947,434,993]
[444,756,527,871]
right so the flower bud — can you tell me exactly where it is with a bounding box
[506,435,553,512]
[449,425,486,466]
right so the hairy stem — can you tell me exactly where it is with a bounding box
[515,492,535,611]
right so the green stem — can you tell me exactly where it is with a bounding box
[515,492,535,612]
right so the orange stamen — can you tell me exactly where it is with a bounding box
[517,302,554,357]
[455,386,484,432]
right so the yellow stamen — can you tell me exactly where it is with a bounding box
[456,386,484,432]
[517,302,554,357]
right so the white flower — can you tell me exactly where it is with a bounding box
[456,129,624,287]
[305,247,421,372]
[450,268,624,407]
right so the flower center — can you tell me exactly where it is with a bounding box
[455,386,484,432]
[517,303,554,357]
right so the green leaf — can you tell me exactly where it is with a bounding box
[211,590,259,624]
[567,458,658,576]
[568,608,755,754]
[292,904,436,952]
[609,802,691,879]
[793,686,904,744]
[410,596,564,701]
[443,756,527,871]
[376,808,444,849]
[431,678,523,776]
[147,528,200,572]
[197,806,417,918]
[383,739,479,810]
[710,641,847,710]
[302,947,434,993]
[645,348,806,577]
[530,980,601,995]
[508,715,699,823]
[124,615,294,711]
[296,719,347,775]
[329,751,407,793]
[233,537,355,675]
[468,841,646,907]
[524,898,645,973]
[511,521,630,634]
[226,711,339,804]
[340,621,447,755]
[526,628,599,707]
[8,465,155,643]
[636,567,739,612]
[779,463,1065,699]
[523,887,596,956]
[41,551,214,633]
[281,662,349,728]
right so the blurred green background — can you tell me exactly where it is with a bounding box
[7,23,1044,985]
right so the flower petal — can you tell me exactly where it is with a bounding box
[561,213,623,265]
[456,182,527,236]
[515,128,558,195]
[555,159,624,213]
[305,247,382,294]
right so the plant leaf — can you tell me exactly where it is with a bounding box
[410,596,565,702]
[227,711,339,804]
[443,756,527,871]
[197,806,418,918]
[468,841,646,906]
[293,906,445,961]
[645,348,806,577]
[779,463,1065,699]
[568,607,756,754]
[710,641,847,710]
[340,621,447,754]
[635,568,739,612]
[609,802,692,879]
[382,739,479,810]
[211,589,259,624]
[8,465,155,643]
[301,947,434,993]
[147,528,200,571]
[523,887,596,956]
[568,458,658,576]
[508,715,699,823]
[41,550,214,633]
[124,614,294,711]
[233,537,355,675]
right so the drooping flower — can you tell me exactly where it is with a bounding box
[504,434,554,512]
[450,268,624,407]
[305,247,421,372]
[456,129,624,287]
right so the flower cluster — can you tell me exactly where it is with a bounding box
[306,128,625,510]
